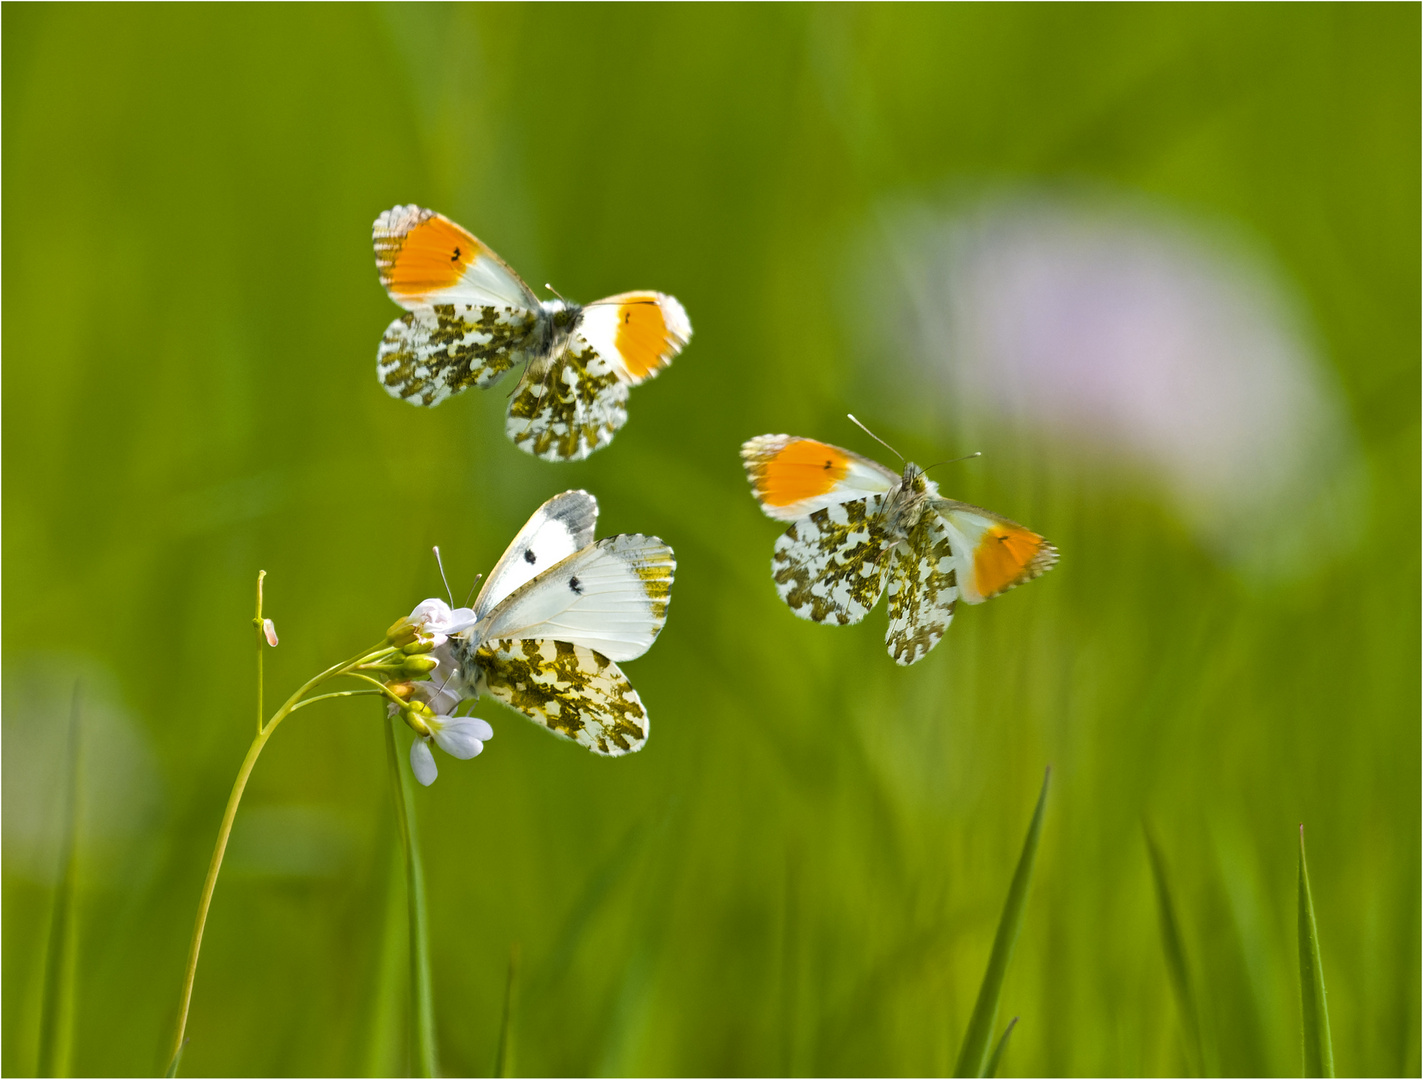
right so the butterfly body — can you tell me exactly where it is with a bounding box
[742,434,1057,665]
[447,490,674,755]
[373,206,691,461]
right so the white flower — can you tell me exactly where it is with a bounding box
[404,598,476,648]
[408,715,495,787]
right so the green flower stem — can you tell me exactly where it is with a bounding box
[383,713,439,1077]
[166,636,398,1075]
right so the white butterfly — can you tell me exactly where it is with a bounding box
[373,205,692,461]
[412,490,673,766]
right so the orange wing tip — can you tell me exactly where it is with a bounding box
[373,205,479,298]
[612,293,692,381]
[972,526,1058,600]
[740,435,851,508]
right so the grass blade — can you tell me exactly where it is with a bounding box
[362,843,407,1077]
[37,685,83,1078]
[1297,825,1334,1078]
[1145,826,1205,1076]
[953,768,1050,1078]
[383,716,439,1078]
[984,1016,1019,1078]
[493,944,519,1078]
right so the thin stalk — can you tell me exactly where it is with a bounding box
[983,1017,1019,1079]
[254,570,266,736]
[166,630,398,1075]
[384,715,439,1078]
[493,944,519,1078]
[1145,826,1206,1077]
[1298,825,1334,1078]
[363,842,408,1077]
[37,685,83,1078]
[953,768,1050,1078]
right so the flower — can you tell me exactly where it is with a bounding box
[385,598,489,785]
[392,598,476,649]
[408,715,495,786]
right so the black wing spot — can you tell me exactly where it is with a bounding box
[824,459,834,469]
[569,576,583,594]
[451,246,462,262]
[523,548,537,565]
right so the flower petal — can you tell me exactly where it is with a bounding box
[409,738,438,786]
[431,717,489,760]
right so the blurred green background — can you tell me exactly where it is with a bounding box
[4,4,1418,1076]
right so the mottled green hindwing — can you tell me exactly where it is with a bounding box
[505,338,629,461]
[475,638,648,756]
[773,495,893,625]
[885,512,959,665]
[377,303,538,406]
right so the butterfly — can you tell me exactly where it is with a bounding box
[448,489,674,755]
[740,424,1057,665]
[373,205,692,461]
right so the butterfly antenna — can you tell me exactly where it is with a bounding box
[463,572,484,608]
[544,282,568,304]
[847,414,905,464]
[432,546,454,608]
[922,451,983,475]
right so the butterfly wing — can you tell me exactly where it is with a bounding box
[475,533,674,662]
[932,500,1058,605]
[773,495,895,625]
[377,304,540,406]
[374,205,540,310]
[473,490,599,620]
[742,436,900,523]
[885,513,960,665]
[374,206,545,407]
[505,336,629,461]
[503,293,690,461]
[576,292,692,385]
[475,639,648,756]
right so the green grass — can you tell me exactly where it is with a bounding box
[3,5,1418,1076]
[1297,826,1335,1079]
[954,770,1048,1078]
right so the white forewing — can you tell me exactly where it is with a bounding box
[475,533,674,662]
[474,491,599,618]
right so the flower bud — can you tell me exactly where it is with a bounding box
[402,637,435,655]
[387,681,416,700]
[403,655,439,675]
[386,617,418,647]
[401,704,433,737]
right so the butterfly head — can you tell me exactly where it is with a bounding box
[539,298,585,353]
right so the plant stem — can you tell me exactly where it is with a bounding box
[167,636,396,1075]
[383,714,439,1077]
[254,570,266,736]
[37,684,83,1079]
[1298,825,1335,1078]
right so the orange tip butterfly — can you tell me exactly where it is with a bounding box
[373,206,691,461]
[740,421,1057,665]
